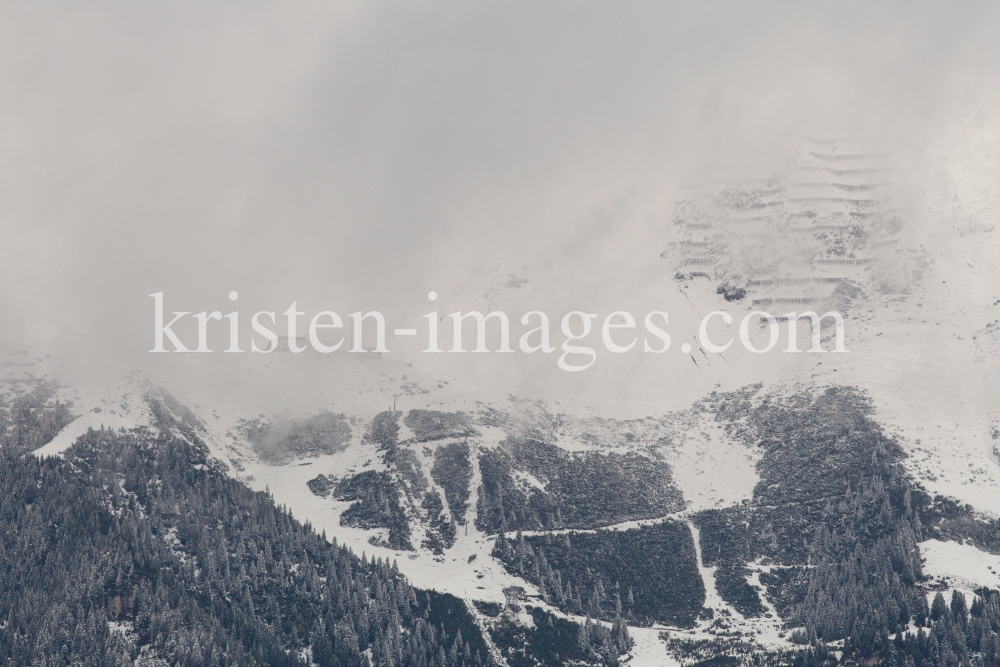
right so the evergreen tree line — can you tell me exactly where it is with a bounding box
[0,425,491,666]
[237,412,352,465]
[492,522,702,628]
[694,388,925,612]
[475,438,683,536]
[793,590,1000,667]
[692,387,958,666]
[0,380,75,454]
[429,442,472,525]
[789,483,925,645]
[363,412,466,555]
[402,412,479,444]
[419,488,457,555]
[335,470,415,552]
[487,606,631,667]
[575,614,634,664]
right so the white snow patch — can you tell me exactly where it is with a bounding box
[240,429,532,605]
[663,415,760,512]
[34,378,155,458]
[689,522,744,622]
[512,469,547,491]
[920,539,1000,591]
[627,627,679,667]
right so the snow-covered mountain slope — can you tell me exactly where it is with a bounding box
[7,136,1000,666]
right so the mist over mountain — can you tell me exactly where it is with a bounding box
[2,4,1000,667]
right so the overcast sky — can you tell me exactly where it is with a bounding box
[0,2,997,379]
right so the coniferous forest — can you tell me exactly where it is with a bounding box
[0,424,490,667]
[3,378,1000,667]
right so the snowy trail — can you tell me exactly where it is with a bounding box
[688,521,742,622]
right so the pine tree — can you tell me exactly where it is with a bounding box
[932,592,949,622]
